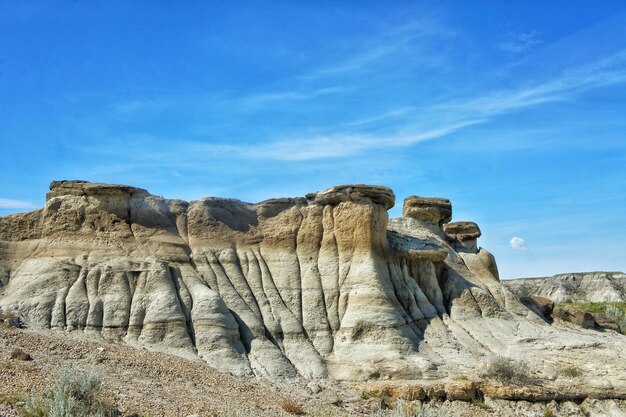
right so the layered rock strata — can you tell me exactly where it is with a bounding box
[504,272,626,303]
[0,181,624,394]
[444,221,481,253]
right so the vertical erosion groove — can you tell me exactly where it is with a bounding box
[168,265,195,346]
[294,207,304,325]
[319,205,340,333]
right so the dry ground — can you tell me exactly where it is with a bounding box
[1,325,625,417]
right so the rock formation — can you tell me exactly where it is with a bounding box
[0,181,624,396]
[504,272,626,303]
[444,221,481,253]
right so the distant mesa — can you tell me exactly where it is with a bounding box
[504,271,626,303]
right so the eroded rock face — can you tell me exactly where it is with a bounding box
[0,181,625,393]
[504,272,626,303]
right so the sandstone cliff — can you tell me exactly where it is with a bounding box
[0,181,624,395]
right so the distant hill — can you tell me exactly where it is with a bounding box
[504,272,626,303]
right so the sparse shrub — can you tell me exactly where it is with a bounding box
[19,367,117,417]
[58,367,102,406]
[559,365,583,378]
[278,399,305,415]
[21,391,48,417]
[0,391,25,406]
[472,398,492,410]
[482,355,532,385]
[605,304,626,334]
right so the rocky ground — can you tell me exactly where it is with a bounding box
[1,325,625,417]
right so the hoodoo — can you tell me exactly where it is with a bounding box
[0,181,624,397]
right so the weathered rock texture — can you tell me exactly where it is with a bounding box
[444,221,481,253]
[0,181,625,395]
[504,272,626,303]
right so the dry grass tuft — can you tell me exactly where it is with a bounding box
[279,399,306,415]
[559,365,583,378]
[482,356,532,385]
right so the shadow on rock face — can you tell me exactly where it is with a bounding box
[6,181,622,389]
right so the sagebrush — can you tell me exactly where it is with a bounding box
[20,367,117,417]
[482,355,532,385]
[605,304,626,334]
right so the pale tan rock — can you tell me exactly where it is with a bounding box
[0,179,625,398]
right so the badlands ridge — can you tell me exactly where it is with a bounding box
[0,181,624,396]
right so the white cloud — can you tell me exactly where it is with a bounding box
[222,51,626,161]
[510,236,528,251]
[79,51,626,164]
[0,198,38,210]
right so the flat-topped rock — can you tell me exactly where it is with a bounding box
[47,180,149,200]
[444,221,481,241]
[402,196,452,226]
[444,221,481,253]
[308,184,395,209]
[254,197,307,218]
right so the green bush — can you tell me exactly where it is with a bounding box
[605,304,626,334]
[19,368,117,417]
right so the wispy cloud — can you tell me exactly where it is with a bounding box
[112,98,174,115]
[215,50,626,161]
[303,18,456,79]
[434,50,626,116]
[498,31,543,55]
[0,198,37,210]
[236,86,349,109]
[245,120,481,160]
[80,49,626,165]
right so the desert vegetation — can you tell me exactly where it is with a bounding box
[604,304,626,334]
[20,368,119,417]
[555,302,626,334]
[481,356,532,385]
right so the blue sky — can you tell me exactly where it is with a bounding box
[1,1,625,278]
